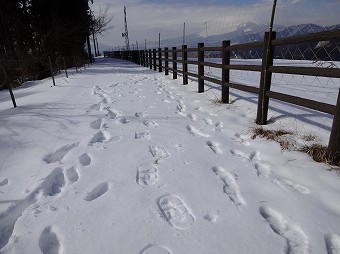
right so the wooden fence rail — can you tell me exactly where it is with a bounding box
[104,29,340,165]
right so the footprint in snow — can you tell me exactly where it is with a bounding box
[324,234,340,254]
[106,108,121,120]
[230,149,271,177]
[273,178,310,194]
[144,120,159,128]
[39,226,61,254]
[158,195,195,230]
[212,167,246,208]
[0,178,9,186]
[85,182,109,201]
[137,164,159,186]
[43,143,79,164]
[90,119,102,129]
[187,113,197,121]
[88,130,111,146]
[161,99,172,103]
[140,244,172,254]
[135,131,151,141]
[135,111,148,118]
[0,168,67,249]
[186,125,210,138]
[214,122,224,131]
[204,118,213,125]
[79,153,91,166]
[89,103,102,111]
[149,145,170,161]
[66,167,79,184]
[207,141,223,154]
[259,206,309,254]
[40,167,65,196]
[233,132,251,146]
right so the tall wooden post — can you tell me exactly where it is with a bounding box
[172,47,177,80]
[327,88,340,165]
[198,43,204,93]
[63,57,68,78]
[158,48,162,72]
[222,40,230,103]
[153,49,157,71]
[48,56,56,86]
[256,31,276,125]
[2,67,17,108]
[182,45,188,85]
[165,47,169,76]
[149,50,152,69]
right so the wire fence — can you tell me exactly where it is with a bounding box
[0,55,90,90]
[0,55,91,108]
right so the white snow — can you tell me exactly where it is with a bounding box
[0,57,339,254]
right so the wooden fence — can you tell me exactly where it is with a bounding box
[104,29,340,165]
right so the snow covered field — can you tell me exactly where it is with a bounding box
[0,57,339,254]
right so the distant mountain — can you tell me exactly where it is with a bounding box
[157,22,340,61]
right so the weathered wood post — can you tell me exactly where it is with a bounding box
[172,47,177,80]
[256,31,276,125]
[222,40,230,103]
[165,47,169,76]
[63,57,68,78]
[149,49,152,69]
[158,48,162,72]
[48,56,56,86]
[143,50,145,67]
[2,67,17,108]
[182,45,188,85]
[327,88,340,165]
[198,43,204,93]
[153,49,157,71]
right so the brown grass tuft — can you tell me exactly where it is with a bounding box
[251,127,294,150]
[302,134,317,142]
[299,144,328,163]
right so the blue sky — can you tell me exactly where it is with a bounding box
[92,0,340,49]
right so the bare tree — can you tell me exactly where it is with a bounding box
[93,7,113,36]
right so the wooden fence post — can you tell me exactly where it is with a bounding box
[149,50,152,70]
[165,47,169,76]
[142,50,145,67]
[222,40,230,103]
[153,49,157,71]
[256,31,276,125]
[2,67,17,108]
[63,57,68,78]
[182,45,188,85]
[172,47,177,79]
[327,88,340,165]
[145,50,148,67]
[158,48,162,72]
[48,56,56,86]
[198,43,204,93]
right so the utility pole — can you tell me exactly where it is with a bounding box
[183,22,186,45]
[122,6,130,51]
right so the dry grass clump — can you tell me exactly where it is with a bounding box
[299,144,328,163]
[251,127,294,150]
[300,144,340,167]
[302,134,317,142]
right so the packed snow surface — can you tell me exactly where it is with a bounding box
[0,58,339,254]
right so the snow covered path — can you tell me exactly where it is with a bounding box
[0,58,340,254]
